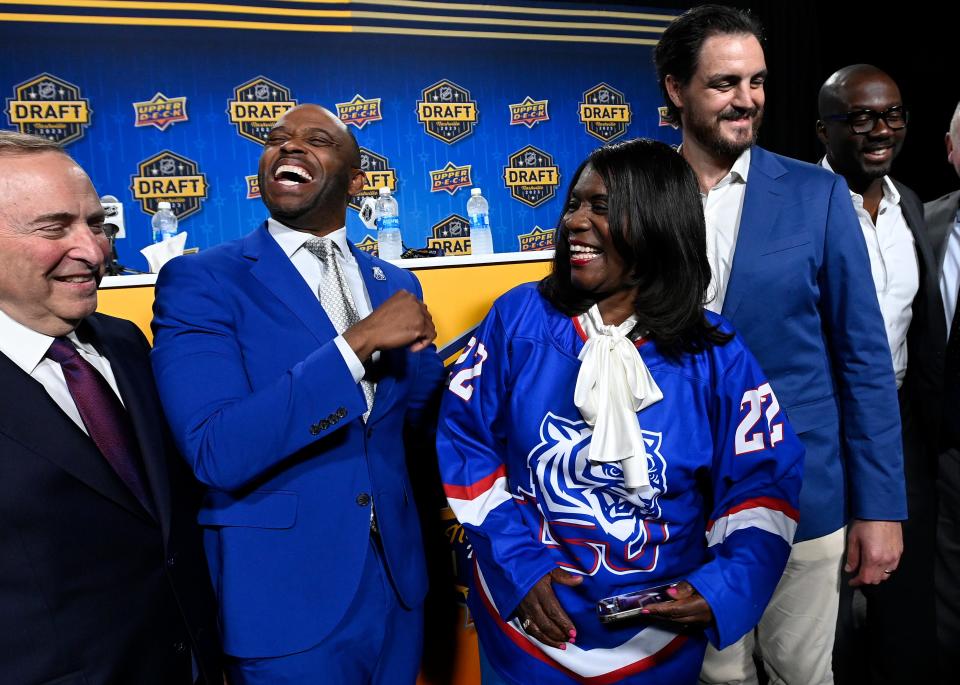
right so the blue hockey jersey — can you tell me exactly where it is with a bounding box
[437,284,804,685]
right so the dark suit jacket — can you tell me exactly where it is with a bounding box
[721,146,905,542]
[0,312,221,685]
[150,223,445,659]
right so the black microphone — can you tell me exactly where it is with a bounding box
[99,195,142,275]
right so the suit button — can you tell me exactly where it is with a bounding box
[356,493,370,507]
[338,407,347,418]
[310,423,321,435]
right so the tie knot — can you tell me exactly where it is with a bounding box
[46,337,79,364]
[303,236,338,263]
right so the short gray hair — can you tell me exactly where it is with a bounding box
[0,130,67,157]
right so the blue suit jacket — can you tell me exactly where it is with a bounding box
[721,146,905,541]
[151,223,444,658]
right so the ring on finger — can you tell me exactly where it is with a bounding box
[521,617,531,630]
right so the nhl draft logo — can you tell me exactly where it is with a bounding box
[509,96,549,129]
[427,214,472,256]
[227,76,297,144]
[130,150,208,219]
[245,174,260,199]
[579,83,632,142]
[518,413,669,575]
[5,73,91,145]
[503,146,560,208]
[517,226,556,252]
[416,80,478,144]
[336,94,382,129]
[657,105,678,129]
[355,235,379,256]
[430,162,472,195]
[349,147,397,212]
[133,93,188,131]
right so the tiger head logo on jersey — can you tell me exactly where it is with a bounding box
[517,413,668,575]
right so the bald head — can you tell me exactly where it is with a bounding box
[275,104,360,166]
[818,64,896,119]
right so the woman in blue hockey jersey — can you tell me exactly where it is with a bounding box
[436,138,804,685]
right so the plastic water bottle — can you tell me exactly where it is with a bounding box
[467,188,494,255]
[375,187,403,261]
[151,202,178,243]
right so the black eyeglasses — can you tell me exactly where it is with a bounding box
[824,106,909,135]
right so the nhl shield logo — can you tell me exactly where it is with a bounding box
[416,80,478,144]
[503,146,560,208]
[130,150,208,219]
[579,83,632,142]
[349,147,397,212]
[227,76,297,144]
[6,73,91,145]
[427,214,472,256]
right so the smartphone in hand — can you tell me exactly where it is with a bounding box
[596,583,677,624]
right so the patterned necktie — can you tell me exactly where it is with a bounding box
[303,236,375,418]
[46,337,155,517]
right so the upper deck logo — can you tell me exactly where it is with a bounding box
[579,83,631,142]
[426,214,472,255]
[509,96,549,129]
[518,226,556,252]
[349,147,398,212]
[355,235,379,256]
[503,146,560,208]
[133,93,188,131]
[336,94,382,129]
[227,76,297,144]
[5,73,91,145]
[130,150,208,219]
[430,162,472,195]
[657,105,678,129]
[245,174,260,199]
[416,80,478,144]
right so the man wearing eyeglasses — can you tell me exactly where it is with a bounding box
[817,64,944,685]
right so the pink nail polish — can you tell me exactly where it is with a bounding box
[569,629,577,639]
[560,643,567,650]
[641,609,651,614]
[569,638,576,644]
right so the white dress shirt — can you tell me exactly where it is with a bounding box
[940,208,960,336]
[0,307,124,434]
[267,218,373,382]
[701,148,751,314]
[821,158,918,387]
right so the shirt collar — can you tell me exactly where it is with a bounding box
[267,218,351,259]
[0,307,99,375]
[820,156,900,205]
[686,146,750,195]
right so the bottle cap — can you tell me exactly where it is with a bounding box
[378,187,391,196]
[157,201,172,209]
[470,188,482,196]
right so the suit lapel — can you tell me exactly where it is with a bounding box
[85,316,169,532]
[247,222,340,345]
[722,147,787,321]
[351,245,401,424]
[0,348,151,521]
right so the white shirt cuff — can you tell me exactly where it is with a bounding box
[334,334,366,383]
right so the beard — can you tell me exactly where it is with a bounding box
[686,103,763,161]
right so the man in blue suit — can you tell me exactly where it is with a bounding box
[151,104,444,685]
[654,6,905,685]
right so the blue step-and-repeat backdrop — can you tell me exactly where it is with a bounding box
[1,1,682,270]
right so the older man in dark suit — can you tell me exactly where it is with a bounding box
[0,131,220,684]
[925,99,960,684]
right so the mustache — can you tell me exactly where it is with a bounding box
[719,106,761,121]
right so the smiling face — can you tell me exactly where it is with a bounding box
[561,165,636,319]
[819,71,905,187]
[0,151,108,336]
[257,104,366,234]
[667,33,766,161]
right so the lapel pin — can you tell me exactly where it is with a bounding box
[372,266,386,281]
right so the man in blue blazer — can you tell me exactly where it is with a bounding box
[151,104,444,685]
[655,6,905,685]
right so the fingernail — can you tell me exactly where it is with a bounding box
[641,609,650,614]
[569,629,577,639]
[569,637,576,644]
[667,587,679,597]
[560,643,567,650]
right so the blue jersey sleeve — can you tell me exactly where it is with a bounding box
[685,339,805,649]
[436,302,557,619]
